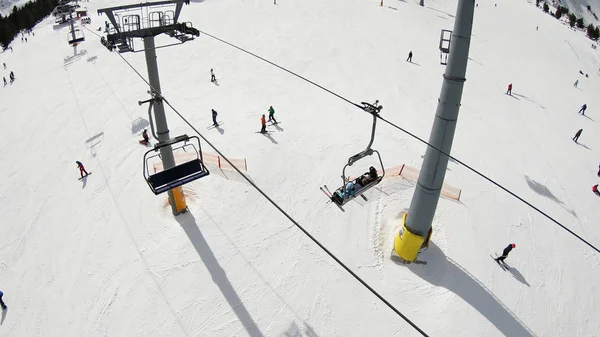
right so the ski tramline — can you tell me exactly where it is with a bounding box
[321,100,385,209]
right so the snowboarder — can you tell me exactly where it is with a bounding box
[573,128,583,143]
[268,105,277,123]
[140,129,149,145]
[76,161,89,178]
[593,184,600,196]
[495,243,515,263]
[260,114,267,133]
[0,290,6,310]
[574,79,579,87]
[406,51,413,62]
[211,109,218,126]
[506,83,512,95]
[578,104,587,115]
[210,68,216,83]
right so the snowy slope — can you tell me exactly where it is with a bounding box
[1,0,600,336]
[0,0,31,16]
[558,0,600,26]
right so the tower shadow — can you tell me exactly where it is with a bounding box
[175,213,264,337]
[407,243,536,336]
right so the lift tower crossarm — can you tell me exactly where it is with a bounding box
[97,0,189,35]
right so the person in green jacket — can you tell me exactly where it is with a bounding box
[268,105,277,123]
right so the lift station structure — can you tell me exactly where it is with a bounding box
[98,0,205,215]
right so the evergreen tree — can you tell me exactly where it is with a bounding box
[569,13,577,27]
[543,2,549,13]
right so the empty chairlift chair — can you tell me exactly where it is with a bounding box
[68,29,85,45]
[143,135,210,195]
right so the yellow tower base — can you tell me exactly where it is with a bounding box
[169,186,188,214]
[393,213,426,262]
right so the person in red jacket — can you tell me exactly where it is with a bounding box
[76,161,88,178]
[260,114,267,133]
[506,83,512,95]
[593,184,600,196]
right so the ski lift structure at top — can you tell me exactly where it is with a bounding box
[98,0,199,53]
[439,29,452,65]
[328,101,385,208]
[143,134,210,195]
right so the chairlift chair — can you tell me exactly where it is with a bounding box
[68,29,85,45]
[143,135,210,195]
[329,101,385,207]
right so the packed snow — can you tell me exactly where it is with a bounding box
[1,0,600,336]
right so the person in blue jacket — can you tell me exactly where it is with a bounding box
[0,290,7,309]
[578,104,587,115]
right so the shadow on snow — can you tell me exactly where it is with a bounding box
[407,243,536,337]
[176,212,265,337]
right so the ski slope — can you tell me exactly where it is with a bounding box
[1,0,600,336]
[0,0,31,16]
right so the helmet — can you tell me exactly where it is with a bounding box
[512,243,516,248]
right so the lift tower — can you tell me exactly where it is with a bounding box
[98,0,200,215]
[394,0,476,262]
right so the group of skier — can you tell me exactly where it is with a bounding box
[207,69,278,133]
[2,62,16,86]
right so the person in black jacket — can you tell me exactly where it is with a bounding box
[495,243,515,262]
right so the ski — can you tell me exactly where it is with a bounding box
[78,172,92,180]
[268,121,281,126]
[360,194,368,201]
[491,254,507,271]
[256,131,273,134]
[320,186,332,198]
[207,122,223,130]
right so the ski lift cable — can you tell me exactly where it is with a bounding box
[197,29,600,256]
[112,52,430,337]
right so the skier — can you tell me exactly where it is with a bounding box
[210,68,216,83]
[268,105,277,123]
[597,163,600,177]
[593,184,600,196]
[406,51,413,62]
[0,290,6,310]
[2,62,5,69]
[140,129,149,145]
[9,71,14,83]
[574,79,579,87]
[573,128,583,143]
[211,109,218,126]
[495,243,516,263]
[506,83,512,95]
[260,114,267,133]
[3,77,6,86]
[578,104,587,115]
[76,161,89,178]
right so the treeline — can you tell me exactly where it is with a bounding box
[538,0,600,40]
[0,0,59,49]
